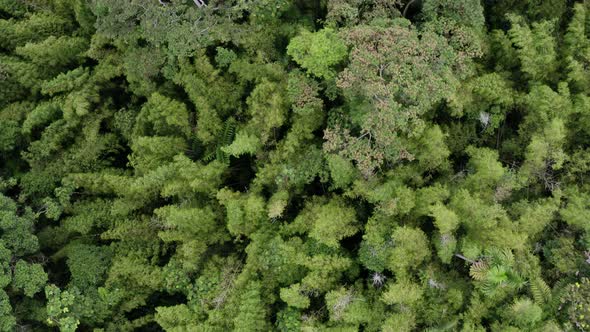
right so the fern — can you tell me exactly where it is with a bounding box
[218,117,236,164]
[220,117,237,147]
[202,151,216,163]
[546,279,569,312]
[530,277,552,305]
[221,131,261,157]
[488,248,514,267]
[208,118,236,165]
[470,249,526,298]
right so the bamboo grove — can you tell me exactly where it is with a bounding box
[1,0,590,331]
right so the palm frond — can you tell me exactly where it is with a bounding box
[470,261,489,281]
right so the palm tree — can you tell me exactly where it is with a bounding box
[469,248,526,298]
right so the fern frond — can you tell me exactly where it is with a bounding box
[530,277,552,304]
[507,271,527,290]
[487,248,514,266]
[480,281,497,297]
[210,118,237,165]
[203,151,216,162]
[216,146,229,165]
[221,117,237,147]
[546,279,567,312]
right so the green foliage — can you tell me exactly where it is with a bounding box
[215,47,238,68]
[388,227,430,275]
[0,12,72,50]
[233,281,269,331]
[422,0,485,28]
[382,279,423,307]
[325,287,371,324]
[508,297,543,328]
[560,278,590,331]
[430,203,460,263]
[217,189,266,237]
[307,198,359,248]
[561,187,590,235]
[65,244,111,291]
[326,19,463,176]
[430,203,459,234]
[134,92,191,138]
[45,285,80,332]
[276,306,301,332]
[155,304,194,330]
[287,28,348,79]
[0,290,15,332]
[530,277,552,305]
[280,283,310,309]
[326,153,357,189]
[0,194,39,256]
[15,36,87,73]
[221,131,261,157]
[506,15,558,83]
[12,260,48,297]
[129,136,188,175]
[382,311,416,332]
[1,1,590,331]
[469,249,526,299]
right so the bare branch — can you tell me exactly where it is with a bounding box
[454,253,475,264]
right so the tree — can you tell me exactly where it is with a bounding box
[15,36,88,77]
[326,287,372,325]
[563,3,590,93]
[65,244,111,291]
[0,194,39,256]
[45,285,80,332]
[381,279,423,308]
[506,15,558,83]
[430,203,459,263]
[0,290,15,332]
[155,205,227,267]
[287,28,348,80]
[233,281,269,332]
[469,249,526,299]
[506,298,543,329]
[12,260,47,297]
[133,92,191,139]
[326,19,463,176]
[387,227,429,276]
[307,198,359,248]
[0,12,72,50]
[217,189,266,237]
[560,278,590,331]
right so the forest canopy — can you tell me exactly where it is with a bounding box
[1,0,590,331]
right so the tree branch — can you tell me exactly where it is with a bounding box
[454,253,475,264]
[403,0,417,18]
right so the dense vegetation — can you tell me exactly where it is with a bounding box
[1,0,590,330]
